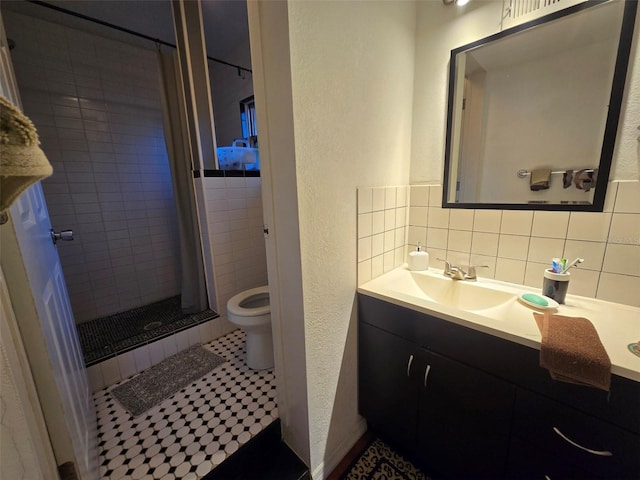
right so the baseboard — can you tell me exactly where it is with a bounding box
[311,417,367,480]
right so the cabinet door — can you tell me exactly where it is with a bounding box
[359,322,420,450]
[417,349,515,479]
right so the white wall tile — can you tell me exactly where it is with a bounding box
[409,207,428,227]
[161,335,178,359]
[469,254,496,279]
[449,209,474,231]
[371,234,384,257]
[602,244,640,276]
[133,346,151,372]
[395,207,407,228]
[597,273,640,307]
[187,326,201,346]
[562,240,605,271]
[427,228,448,250]
[383,231,395,253]
[385,187,397,209]
[608,214,640,245]
[471,232,499,257]
[371,255,384,279]
[358,187,373,213]
[498,234,530,261]
[148,340,165,367]
[427,207,449,229]
[614,181,640,213]
[531,211,569,239]
[357,213,372,239]
[117,351,137,379]
[495,258,526,285]
[383,251,395,273]
[407,226,427,248]
[87,364,105,393]
[100,357,121,387]
[410,186,429,207]
[372,187,385,211]
[500,211,533,236]
[358,237,372,262]
[428,185,443,206]
[566,268,599,299]
[396,186,408,207]
[358,181,637,307]
[523,262,547,289]
[358,260,372,285]
[527,237,565,264]
[567,212,611,242]
[447,230,472,253]
[175,329,191,351]
[372,211,385,235]
[384,209,396,231]
[603,181,618,213]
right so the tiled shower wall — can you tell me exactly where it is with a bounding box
[5,12,181,322]
[195,174,268,325]
[357,181,640,308]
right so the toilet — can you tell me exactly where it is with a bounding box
[226,286,273,370]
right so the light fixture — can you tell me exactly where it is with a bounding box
[443,0,471,5]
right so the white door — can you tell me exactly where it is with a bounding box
[0,13,98,480]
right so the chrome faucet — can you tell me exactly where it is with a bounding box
[437,259,488,281]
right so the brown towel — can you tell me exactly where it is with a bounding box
[533,313,611,391]
[530,168,551,191]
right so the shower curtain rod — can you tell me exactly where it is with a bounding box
[27,0,253,74]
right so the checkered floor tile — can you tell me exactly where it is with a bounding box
[95,330,278,479]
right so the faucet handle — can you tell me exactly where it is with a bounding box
[466,265,489,279]
[437,258,453,272]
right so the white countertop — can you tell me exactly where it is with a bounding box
[358,265,640,382]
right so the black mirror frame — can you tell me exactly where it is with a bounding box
[442,0,637,211]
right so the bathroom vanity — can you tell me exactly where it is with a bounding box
[357,267,640,479]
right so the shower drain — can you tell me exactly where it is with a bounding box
[143,321,162,331]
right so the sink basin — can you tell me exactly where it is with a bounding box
[407,271,516,312]
[380,272,516,311]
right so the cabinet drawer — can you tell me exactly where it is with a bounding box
[512,389,640,479]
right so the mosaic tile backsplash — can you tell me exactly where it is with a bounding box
[357,181,640,307]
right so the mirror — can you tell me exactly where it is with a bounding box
[442,0,637,211]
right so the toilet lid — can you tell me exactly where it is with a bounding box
[227,286,270,316]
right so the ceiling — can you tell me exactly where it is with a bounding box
[1,0,250,65]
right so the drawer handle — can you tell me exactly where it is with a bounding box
[552,427,613,457]
[423,364,431,387]
[406,355,414,377]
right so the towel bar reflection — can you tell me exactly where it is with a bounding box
[517,169,594,178]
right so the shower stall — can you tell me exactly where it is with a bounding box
[2,3,219,366]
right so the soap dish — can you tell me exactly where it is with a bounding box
[518,292,559,310]
[628,343,640,358]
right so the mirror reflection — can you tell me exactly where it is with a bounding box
[443,0,636,210]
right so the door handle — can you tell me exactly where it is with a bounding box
[552,427,612,457]
[51,229,73,245]
[406,355,414,377]
[423,364,431,387]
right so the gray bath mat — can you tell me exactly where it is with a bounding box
[111,344,225,417]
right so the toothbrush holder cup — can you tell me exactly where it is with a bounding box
[542,269,570,304]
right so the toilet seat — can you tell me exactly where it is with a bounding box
[227,286,269,317]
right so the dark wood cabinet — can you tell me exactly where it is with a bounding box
[358,293,640,480]
[359,322,420,451]
[417,348,514,479]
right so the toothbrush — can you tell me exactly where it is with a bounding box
[561,257,584,273]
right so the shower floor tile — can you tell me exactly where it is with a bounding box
[95,329,277,480]
[79,295,218,366]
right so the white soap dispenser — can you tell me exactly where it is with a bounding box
[408,241,429,271]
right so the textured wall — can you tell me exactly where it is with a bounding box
[5,11,181,322]
[286,1,416,475]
